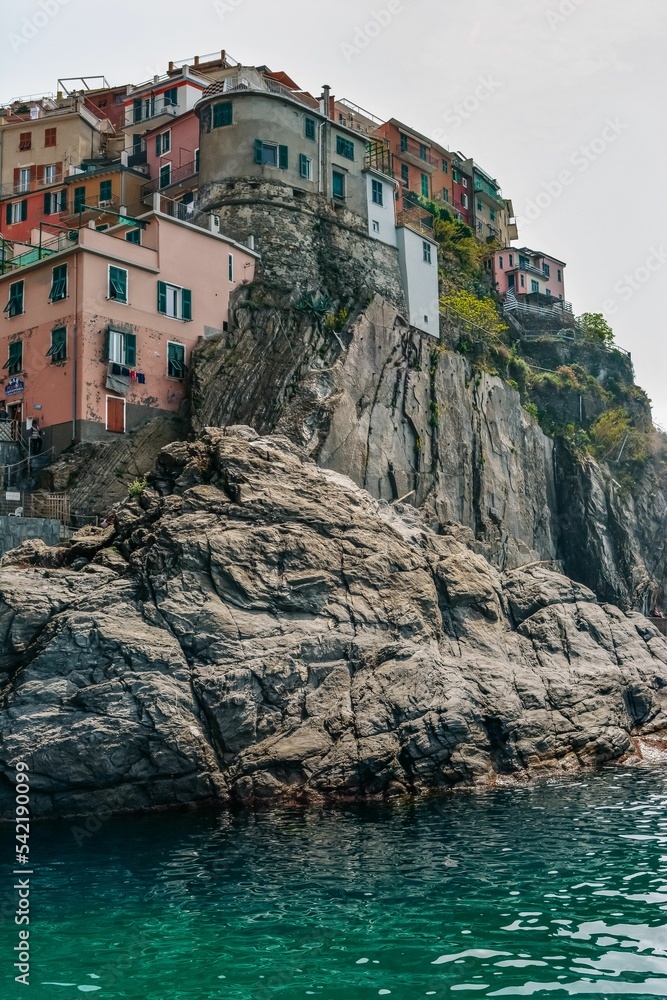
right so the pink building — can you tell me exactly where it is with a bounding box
[490,246,567,303]
[141,110,200,213]
[0,195,257,454]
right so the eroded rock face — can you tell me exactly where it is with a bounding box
[0,428,666,819]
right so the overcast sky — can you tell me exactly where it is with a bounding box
[4,0,666,423]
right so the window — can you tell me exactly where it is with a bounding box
[195,147,200,172]
[4,281,24,318]
[490,209,496,222]
[543,263,550,277]
[477,199,483,212]
[400,133,408,152]
[44,127,56,147]
[305,117,316,140]
[545,288,551,297]
[157,281,192,321]
[299,153,312,180]
[452,168,461,184]
[423,241,432,265]
[73,186,86,213]
[17,168,30,193]
[336,136,355,160]
[125,228,141,244]
[421,173,429,198]
[462,177,468,187]
[213,102,233,128]
[499,257,504,269]
[371,179,383,206]
[332,171,345,199]
[47,326,66,363]
[18,132,31,151]
[159,163,172,189]
[108,266,128,303]
[519,255,528,269]
[419,143,427,161]
[442,188,449,202]
[49,264,67,302]
[461,193,468,208]
[372,220,380,233]
[254,140,287,168]
[167,341,187,379]
[520,274,525,287]
[442,159,448,173]
[4,341,23,375]
[557,269,562,282]
[509,254,514,267]
[401,164,409,185]
[99,179,112,203]
[155,130,171,155]
[44,164,57,185]
[164,87,178,107]
[228,254,234,282]
[531,280,540,293]
[44,190,66,214]
[105,328,136,366]
[6,201,27,225]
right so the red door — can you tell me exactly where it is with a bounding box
[106,396,125,434]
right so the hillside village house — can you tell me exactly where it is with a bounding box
[0,196,257,454]
[490,246,567,302]
[0,97,111,244]
[140,109,200,216]
[472,162,518,246]
[373,118,453,209]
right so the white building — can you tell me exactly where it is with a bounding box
[395,226,439,338]
[364,168,398,247]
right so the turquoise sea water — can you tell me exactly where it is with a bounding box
[2,768,667,998]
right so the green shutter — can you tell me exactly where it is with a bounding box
[155,135,161,156]
[124,332,137,367]
[20,200,27,222]
[299,153,308,178]
[44,193,50,214]
[279,145,288,170]
[305,117,315,140]
[254,139,263,165]
[157,280,167,314]
[103,327,110,362]
[74,186,86,211]
[5,203,10,226]
[213,102,232,127]
[181,288,192,321]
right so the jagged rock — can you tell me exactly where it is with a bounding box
[0,428,665,819]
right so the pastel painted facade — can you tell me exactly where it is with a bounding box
[61,162,146,226]
[450,154,473,226]
[365,168,398,247]
[373,119,452,208]
[141,110,200,210]
[0,103,108,243]
[0,201,257,454]
[472,163,518,246]
[491,246,566,302]
[396,226,439,338]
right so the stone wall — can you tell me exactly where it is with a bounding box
[0,515,61,557]
[199,177,405,306]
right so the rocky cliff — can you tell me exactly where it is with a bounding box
[192,289,667,613]
[1,428,666,820]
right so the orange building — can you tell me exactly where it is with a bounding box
[373,118,453,209]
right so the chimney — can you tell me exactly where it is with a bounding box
[194,55,200,67]
[153,75,159,84]
[320,84,331,120]
[168,61,174,73]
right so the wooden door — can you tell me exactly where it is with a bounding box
[106,396,125,434]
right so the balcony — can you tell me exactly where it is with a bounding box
[513,259,549,280]
[1,228,79,274]
[474,177,506,209]
[141,159,198,199]
[123,95,180,132]
[396,136,439,172]
[397,195,434,236]
[59,194,121,223]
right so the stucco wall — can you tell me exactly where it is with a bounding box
[396,226,439,337]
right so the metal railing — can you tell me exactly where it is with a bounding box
[141,159,198,197]
[124,95,180,127]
